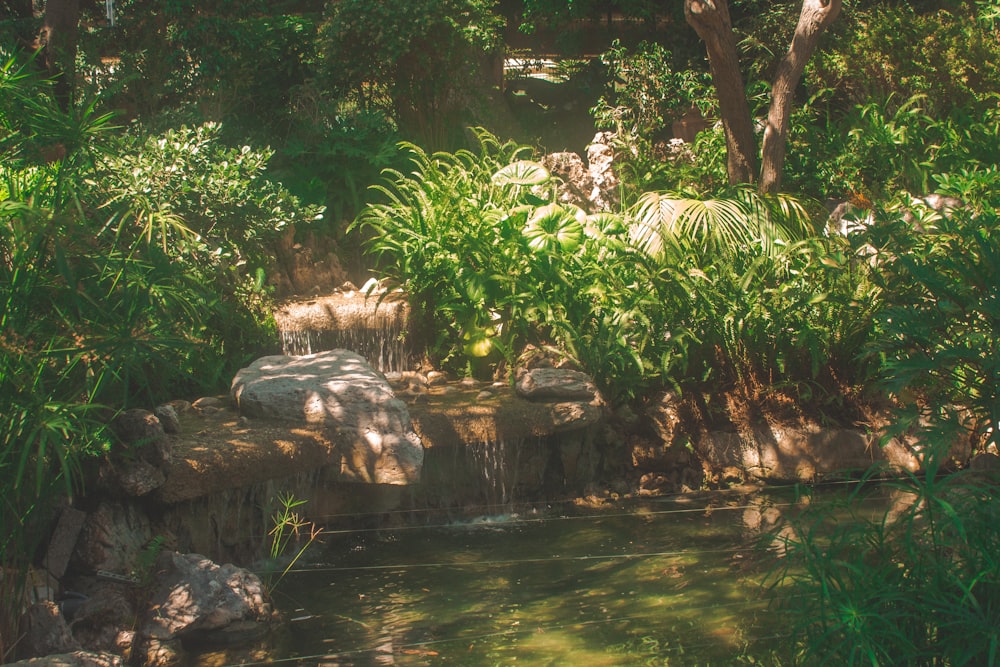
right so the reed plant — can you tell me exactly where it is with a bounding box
[769,459,1000,665]
[766,177,1000,666]
[265,493,322,592]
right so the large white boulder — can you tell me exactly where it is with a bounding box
[231,350,424,485]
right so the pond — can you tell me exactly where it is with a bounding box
[195,484,893,666]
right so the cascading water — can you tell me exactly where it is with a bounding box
[273,288,414,373]
[469,437,521,511]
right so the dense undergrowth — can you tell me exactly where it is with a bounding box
[2,0,1000,663]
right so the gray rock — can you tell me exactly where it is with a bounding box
[586,132,620,212]
[142,552,272,644]
[43,507,87,580]
[3,651,123,667]
[191,396,224,410]
[74,502,152,575]
[230,350,424,485]
[110,410,171,467]
[154,404,181,434]
[696,427,877,483]
[105,410,172,496]
[516,368,600,402]
[67,584,137,655]
[19,601,81,658]
[541,152,597,212]
[117,459,166,497]
[548,402,602,431]
[970,451,1000,474]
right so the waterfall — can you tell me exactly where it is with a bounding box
[274,290,414,373]
[470,438,521,510]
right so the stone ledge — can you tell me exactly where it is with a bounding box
[156,385,604,505]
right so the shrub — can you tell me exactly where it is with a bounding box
[860,188,1000,451]
[808,4,1000,117]
[771,468,1000,665]
[356,129,877,411]
[1,63,316,658]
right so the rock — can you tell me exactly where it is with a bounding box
[695,427,879,483]
[970,451,1000,474]
[230,350,424,485]
[43,507,87,580]
[19,601,81,658]
[643,391,684,448]
[548,402,602,431]
[628,434,693,472]
[191,396,224,410]
[638,472,675,496]
[110,410,171,467]
[540,152,598,212]
[426,371,448,386]
[586,132,620,212]
[74,501,153,575]
[104,410,172,496]
[117,460,167,497]
[137,639,183,667]
[65,583,137,655]
[141,552,272,645]
[3,651,123,667]
[154,404,181,434]
[516,368,600,403]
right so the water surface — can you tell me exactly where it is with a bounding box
[200,485,890,666]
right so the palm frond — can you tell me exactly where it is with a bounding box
[628,187,817,258]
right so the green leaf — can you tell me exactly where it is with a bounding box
[492,160,550,187]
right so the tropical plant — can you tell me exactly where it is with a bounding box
[786,93,1000,204]
[627,188,878,416]
[356,129,877,410]
[860,191,1000,451]
[354,129,671,397]
[768,174,1000,665]
[769,466,1000,665]
[355,130,535,372]
[628,186,814,258]
[1,58,315,658]
[1,61,128,661]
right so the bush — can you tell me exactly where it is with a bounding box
[768,173,1000,666]
[356,129,877,411]
[860,187,1000,451]
[1,63,316,658]
[808,4,1000,117]
[592,39,715,144]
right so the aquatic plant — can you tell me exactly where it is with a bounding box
[266,492,323,591]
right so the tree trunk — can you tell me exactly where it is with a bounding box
[39,0,81,111]
[759,0,841,193]
[684,0,758,185]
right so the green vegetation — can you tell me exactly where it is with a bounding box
[1,0,999,663]
[265,493,322,592]
[0,56,315,659]
[771,459,1000,664]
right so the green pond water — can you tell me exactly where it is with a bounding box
[198,485,893,666]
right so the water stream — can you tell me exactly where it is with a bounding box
[194,484,894,666]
